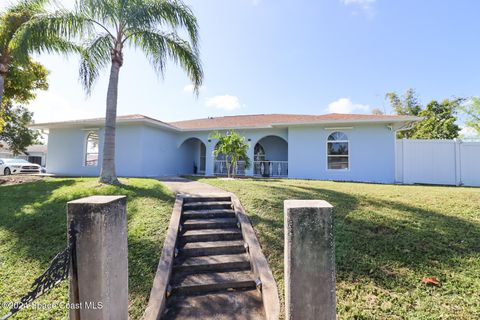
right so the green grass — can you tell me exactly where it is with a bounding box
[193,177,480,320]
[0,178,175,320]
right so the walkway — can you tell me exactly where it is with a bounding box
[157,176,231,197]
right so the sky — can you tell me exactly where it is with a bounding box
[2,0,480,135]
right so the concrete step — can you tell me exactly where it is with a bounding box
[182,218,238,230]
[179,240,246,257]
[180,228,242,243]
[183,201,233,211]
[182,209,236,219]
[172,270,256,295]
[173,254,251,273]
[163,290,265,320]
[183,196,231,204]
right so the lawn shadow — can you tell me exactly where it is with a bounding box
[235,182,480,290]
[0,177,176,318]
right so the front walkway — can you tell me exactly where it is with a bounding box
[157,176,230,196]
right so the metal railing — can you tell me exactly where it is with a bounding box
[214,160,246,176]
[254,161,288,177]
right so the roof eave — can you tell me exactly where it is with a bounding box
[270,117,422,127]
[30,118,180,132]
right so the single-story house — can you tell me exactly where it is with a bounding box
[32,113,420,183]
[0,143,47,166]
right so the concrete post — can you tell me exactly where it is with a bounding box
[205,141,216,176]
[284,200,336,320]
[68,196,128,320]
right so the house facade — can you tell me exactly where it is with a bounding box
[32,113,419,183]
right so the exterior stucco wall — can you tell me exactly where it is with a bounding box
[140,126,179,176]
[288,124,396,183]
[47,125,179,177]
[47,127,104,176]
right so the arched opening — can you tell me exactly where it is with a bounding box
[254,135,288,177]
[85,131,99,167]
[178,138,206,175]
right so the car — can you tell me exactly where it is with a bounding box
[0,158,42,175]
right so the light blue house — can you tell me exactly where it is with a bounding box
[32,113,419,183]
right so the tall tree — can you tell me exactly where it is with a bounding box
[385,88,422,116]
[0,103,40,155]
[460,97,480,135]
[412,99,462,139]
[385,89,422,138]
[0,0,75,108]
[210,131,251,179]
[0,58,48,151]
[24,0,203,184]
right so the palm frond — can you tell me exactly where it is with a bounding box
[79,33,114,94]
[9,10,93,62]
[125,0,200,51]
[129,29,203,94]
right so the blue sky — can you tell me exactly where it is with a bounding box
[3,0,480,133]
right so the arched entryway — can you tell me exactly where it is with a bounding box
[178,138,206,175]
[254,135,288,177]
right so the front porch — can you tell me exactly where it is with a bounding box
[213,135,288,178]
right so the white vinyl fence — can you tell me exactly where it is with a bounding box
[396,139,480,187]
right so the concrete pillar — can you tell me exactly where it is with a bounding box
[68,196,128,320]
[284,200,336,320]
[205,140,216,176]
[245,141,255,176]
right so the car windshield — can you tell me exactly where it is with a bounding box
[2,159,30,164]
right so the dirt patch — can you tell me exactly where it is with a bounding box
[0,175,45,186]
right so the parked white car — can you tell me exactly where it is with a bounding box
[0,158,42,175]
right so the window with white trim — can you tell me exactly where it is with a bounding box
[85,131,99,166]
[327,132,349,170]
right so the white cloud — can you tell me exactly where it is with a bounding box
[340,0,376,16]
[460,126,479,138]
[27,91,94,123]
[183,84,206,93]
[327,98,370,114]
[206,95,242,111]
[341,0,375,5]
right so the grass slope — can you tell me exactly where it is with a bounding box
[194,177,480,320]
[0,178,174,320]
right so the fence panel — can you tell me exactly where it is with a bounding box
[396,139,480,187]
[460,143,480,187]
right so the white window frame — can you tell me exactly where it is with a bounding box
[326,132,350,171]
[84,131,99,167]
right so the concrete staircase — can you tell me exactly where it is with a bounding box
[162,196,265,319]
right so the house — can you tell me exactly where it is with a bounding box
[31,113,420,183]
[0,143,47,166]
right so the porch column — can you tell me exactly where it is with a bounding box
[205,140,216,176]
[246,142,255,176]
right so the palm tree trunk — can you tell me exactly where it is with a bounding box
[0,69,5,109]
[99,61,121,184]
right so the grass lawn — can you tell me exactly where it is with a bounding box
[193,177,480,320]
[0,177,175,320]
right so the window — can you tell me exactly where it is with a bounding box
[327,132,349,170]
[85,131,99,166]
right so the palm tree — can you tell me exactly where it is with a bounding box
[0,0,76,108]
[211,131,251,178]
[21,0,203,184]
